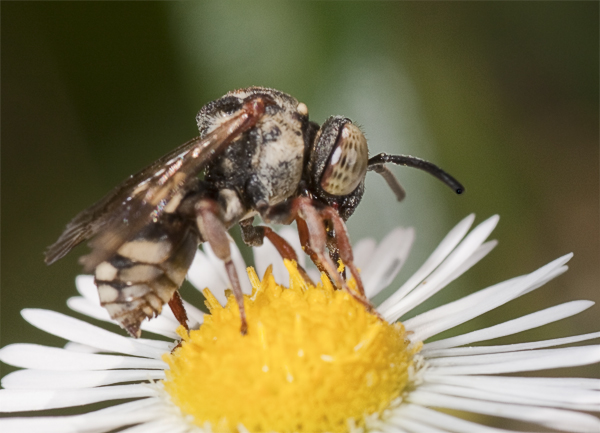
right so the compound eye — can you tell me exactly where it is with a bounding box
[320,123,368,196]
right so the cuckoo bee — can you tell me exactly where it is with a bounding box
[46,87,464,338]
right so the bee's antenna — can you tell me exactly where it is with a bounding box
[368,153,465,195]
[369,164,406,201]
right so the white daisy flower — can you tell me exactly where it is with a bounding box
[1,214,599,433]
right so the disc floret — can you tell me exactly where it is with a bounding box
[163,261,419,433]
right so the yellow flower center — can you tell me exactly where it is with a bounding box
[163,261,419,433]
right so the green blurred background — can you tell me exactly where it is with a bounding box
[2,1,598,425]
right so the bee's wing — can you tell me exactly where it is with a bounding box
[45,98,267,270]
[44,136,201,266]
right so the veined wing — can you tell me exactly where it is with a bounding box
[45,97,268,271]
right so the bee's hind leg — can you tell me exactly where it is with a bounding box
[239,219,315,285]
[195,199,248,334]
[168,291,189,331]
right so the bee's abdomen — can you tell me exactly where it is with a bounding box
[94,222,198,338]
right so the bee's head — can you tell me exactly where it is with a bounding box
[305,116,369,220]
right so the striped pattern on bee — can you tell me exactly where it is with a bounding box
[94,216,198,337]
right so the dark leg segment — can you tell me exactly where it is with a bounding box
[296,199,350,291]
[196,199,247,334]
[325,229,346,280]
[168,291,189,331]
[296,217,329,277]
[320,207,365,297]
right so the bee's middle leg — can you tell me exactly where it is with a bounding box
[195,198,248,334]
[239,219,315,285]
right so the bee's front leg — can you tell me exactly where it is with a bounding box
[264,198,375,314]
[195,199,248,334]
[318,206,366,297]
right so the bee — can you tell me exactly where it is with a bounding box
[45,87,464,338]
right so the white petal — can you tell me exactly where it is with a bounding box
[190,240,253,305]
[21,309,165,358]
[427,345,600,367]
[0,413,149,433]
[75,275,99,303]
[388,416,448,433]
[422,300,594,351]
[156,301,178,322]
[424,331,600,358]
[2,369,165,389]
[414,266,570,343]
[375,423,409,433]
[378,214,475,311]
[393,404,515,433]
[408,390,600,432]
[67,296,180,339]
[134,338,174,352]
[202,244,229,284]
[404,254,572,341]
[362,227,414,299]
[187,248,229,305]
[181,298,204,326]
[253,234,290,286]
[426,345,600,375]
[353,237,376,270]
[85,397,163,415]
[0,385,156,412]
[430,240,497,297]
[422,376,600,407]
[118,418,190,433]
[64,342,102,353]
[204,240,252,295]
[394,240,497,322]
[0,399,163,433]
[0,344,167,370]
[418,383,600,412]
[229,236,252,295]
[251,226,306,286]
[382,215,498,322]
[424,375,600,390]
